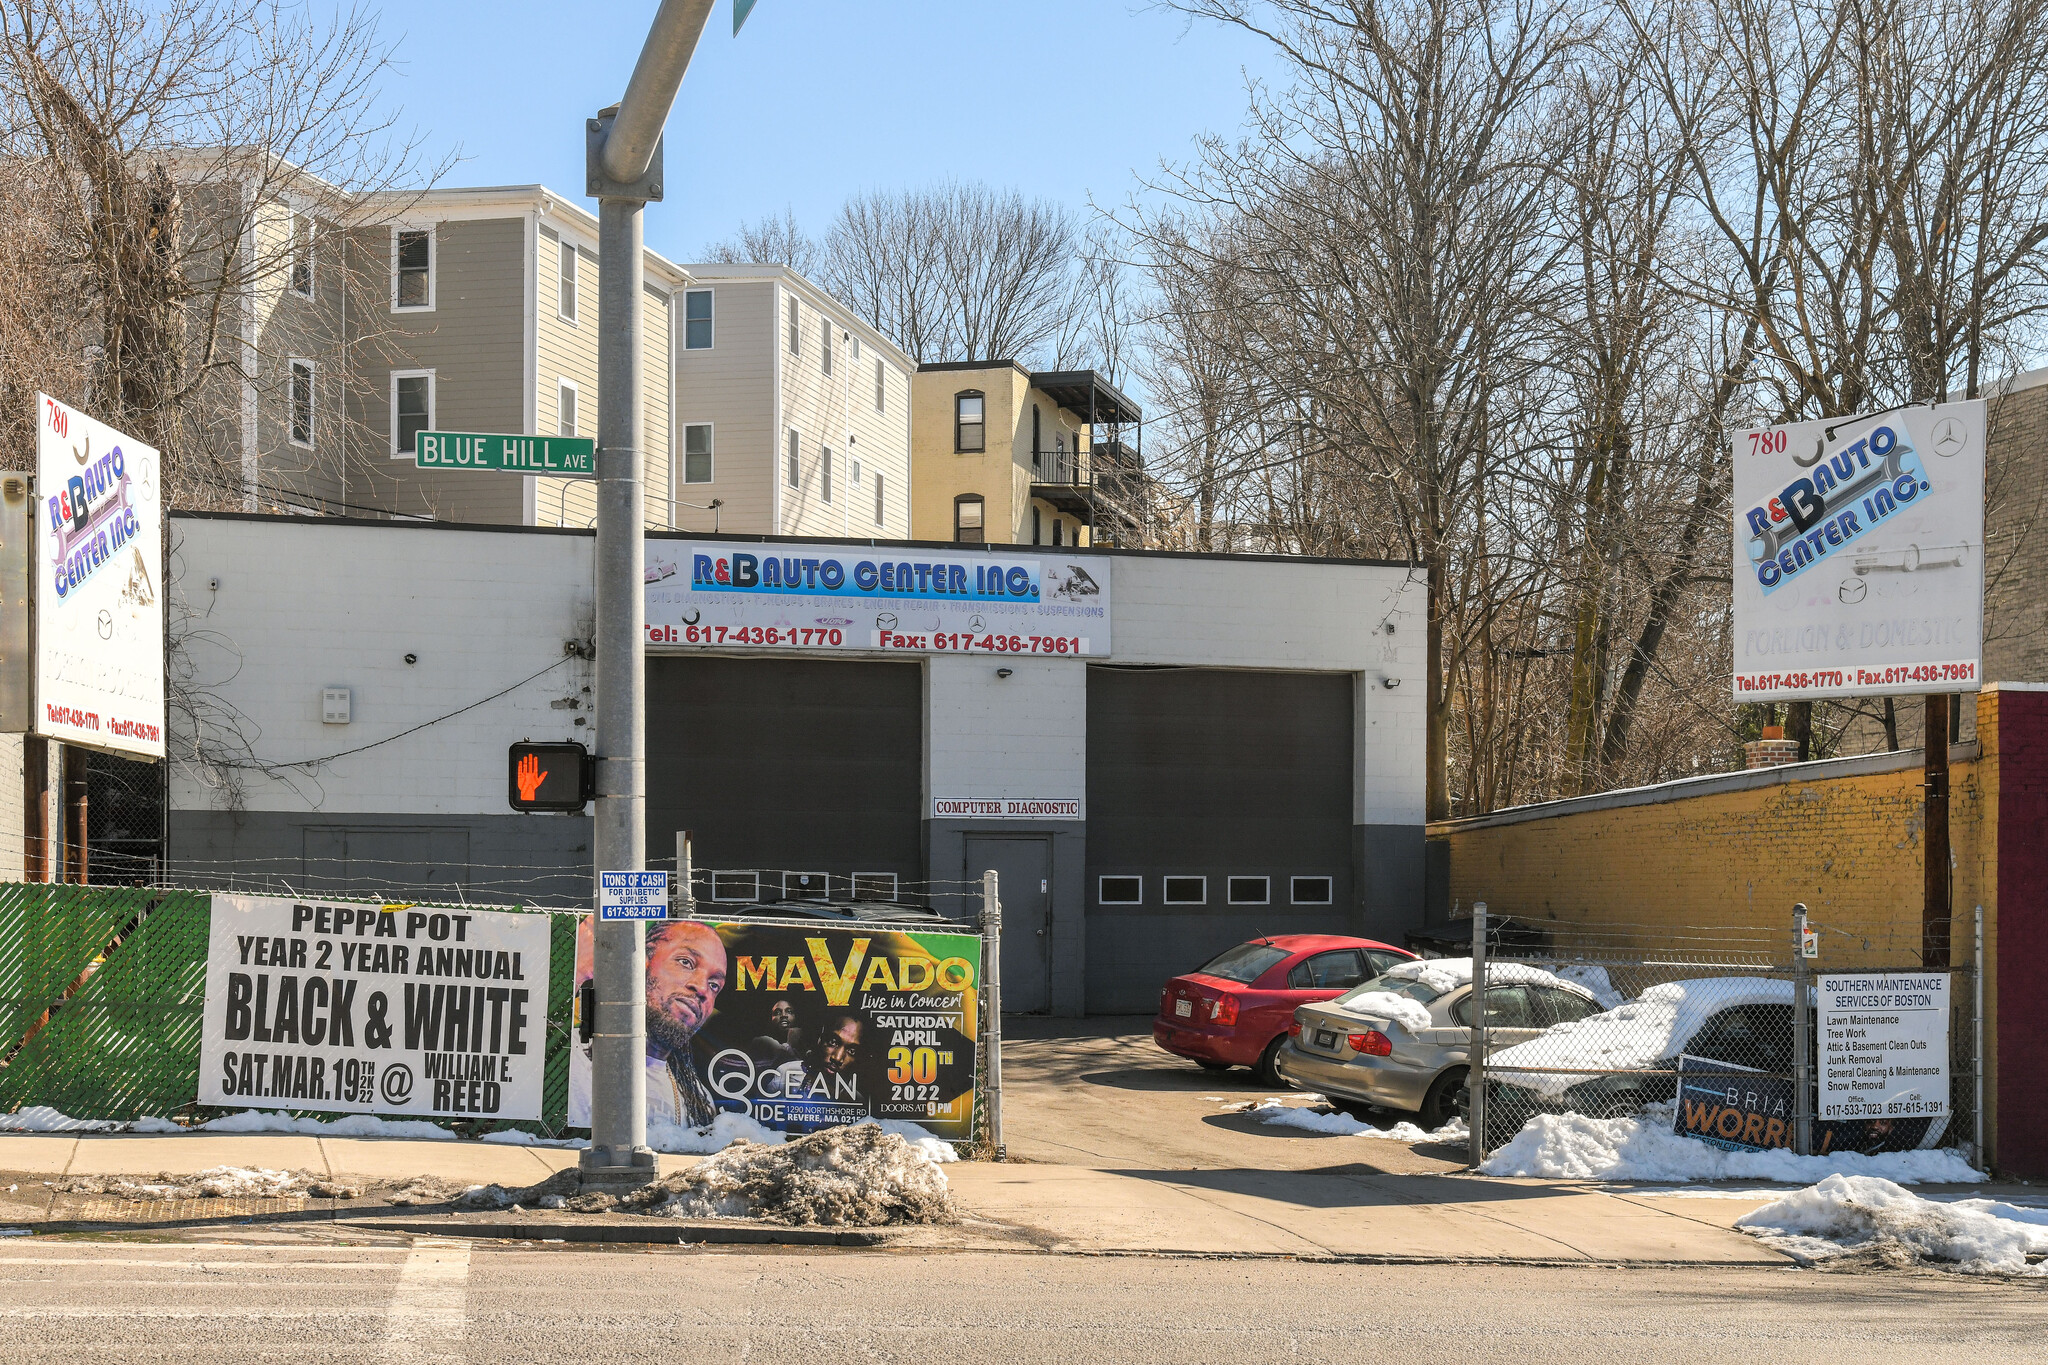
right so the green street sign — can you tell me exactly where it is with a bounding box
[415,431,596,477]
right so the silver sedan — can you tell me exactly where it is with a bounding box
[1274,961,1603,1130]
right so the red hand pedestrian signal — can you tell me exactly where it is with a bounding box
[507,742,590,812]
[516,751,547,802]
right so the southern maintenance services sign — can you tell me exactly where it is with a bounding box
[645,539,1112,657]
[1731,401,1984,702]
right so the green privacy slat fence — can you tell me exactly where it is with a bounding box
[0,886,579,1138]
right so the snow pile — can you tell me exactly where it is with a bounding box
[185,1110,459,1140]
[1380,957,1577,996]
[56,1166,360,1201]
[637,1124,953,1226]
[0,1106,128,1133]
[461,1123,955,1226]
[1735,1175,2048,1274]
[479,1130,581,1149]
[1327,991,1434,1032]
[1480,1103,1984,1184]
[646,1113,955,1162]
[1548,963,1626,1009]
[1488,978,1795,1097]
[1250,1099,1466,1142]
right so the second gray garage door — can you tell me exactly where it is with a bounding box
[1085,666,1354,1013]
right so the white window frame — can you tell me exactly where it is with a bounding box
[852,871,897,901]
[711,871,760,903]
[557,378,579,438]
[289,211,314,299]
[390,225,435,313]
[1097,875,1143,906]
[682,421,713,484]
[873,472,886,527]
[557,239,580,325]
[787,428,800,488]
[821,446,833,504]
[875,358,887,413]
[821,318,833,376]
[287,358,315,449]
[1226,876,1270,906]
[388,368,435,457]
[1162,875,1207,906]
[683,287,714,350]
[784,871,829,901]
[787,294,801,354]
[1290,875,1335,906]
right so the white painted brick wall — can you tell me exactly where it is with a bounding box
[170,520,1427,825]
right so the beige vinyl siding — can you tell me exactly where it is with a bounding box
[668,279,778,533]
[777,284,912,538]
[246,195,351,511]
[532,235,677,530]
[346,216,529,523]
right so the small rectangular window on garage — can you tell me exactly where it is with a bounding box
[1226,876,1269,906]
[1162,876,1206,906]
[1291,876,1334,906]
[711,871,760,903]
[852,872,897,901]
[1097,875,1142,905]
[785,871,829,900]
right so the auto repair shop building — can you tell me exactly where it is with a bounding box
[167,514,1426,1014]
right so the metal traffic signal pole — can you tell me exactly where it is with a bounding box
[579,0,720,1190]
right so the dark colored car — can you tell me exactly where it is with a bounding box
[1154,935,1415,1084]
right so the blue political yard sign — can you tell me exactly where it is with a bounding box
[599,870,670,921]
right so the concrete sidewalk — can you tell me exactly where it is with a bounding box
[0,1131,1798,1264]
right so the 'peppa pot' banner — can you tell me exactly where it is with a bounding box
[568,917,980,1141]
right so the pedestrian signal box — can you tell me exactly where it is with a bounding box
[508,741,594,813]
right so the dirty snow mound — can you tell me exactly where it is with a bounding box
[191,1110,457,1140]
[1480,1104,1984,1184]
[56,1167,360,1200]
[1252,1100,1467,1142]
[637,1124,953,1226]
[647,1110,788,1155]
[1736,1175,2048,1274]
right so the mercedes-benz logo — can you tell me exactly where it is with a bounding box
[1931,417,1967,458]
[379,1062,415,1107]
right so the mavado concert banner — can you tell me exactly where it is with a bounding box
[568,918,981,1141]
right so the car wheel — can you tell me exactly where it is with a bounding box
[1420,1068,1466,1132]
[1254,1035,1288,1086]
[1196,1059,1231,1073]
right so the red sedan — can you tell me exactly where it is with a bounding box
[1154,935,1416,1084]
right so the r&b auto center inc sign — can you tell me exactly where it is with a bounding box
[644,539,1112,657]
[1731,401,1984,702]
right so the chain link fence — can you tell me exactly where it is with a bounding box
[1463,913,1982,1168]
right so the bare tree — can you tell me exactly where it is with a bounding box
[0,0,445,511]
[698,205,820,276]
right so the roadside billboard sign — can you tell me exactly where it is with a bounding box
[645,539,1112,657]
[198,895,552,1121]
[1731,401,1985,703]
[598,869,669,921]
[567,916,981,1141]
[33,393,164,759]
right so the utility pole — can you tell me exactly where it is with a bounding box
[579,0,721,1192]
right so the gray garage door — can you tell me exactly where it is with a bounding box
[646,656,923,903]
[1085,666,1354,1013]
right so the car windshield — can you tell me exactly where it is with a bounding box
[1333,974,1443,1007]
[1196,942,1291,985]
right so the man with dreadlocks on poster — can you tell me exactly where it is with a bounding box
[642,920,727,1128]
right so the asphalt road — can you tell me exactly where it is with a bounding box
[2,1240,2040,1364]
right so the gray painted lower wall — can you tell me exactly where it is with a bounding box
[925,818,1088,1018]
[1358,823,1426,946]
[169,810,594,908]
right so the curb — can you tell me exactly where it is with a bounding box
[341,1217,888,1247]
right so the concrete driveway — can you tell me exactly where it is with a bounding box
[999,1014,1465,1174]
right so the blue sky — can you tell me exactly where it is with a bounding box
[377,0,1279,264]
